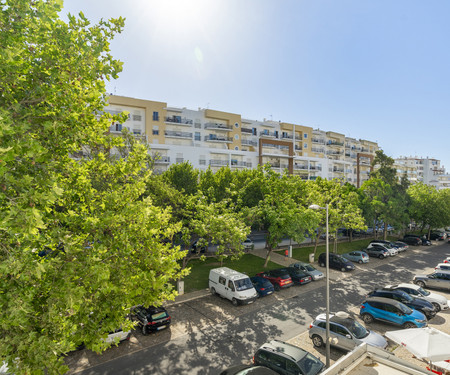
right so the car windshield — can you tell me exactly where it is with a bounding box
[235,277,253,291]
[401,292,413,302]
[398,303,413,314]
[151,311,168,320]
[417,287,430,296]
[304,264,316,271]
[341,319,369,339]
[297,353,324,375]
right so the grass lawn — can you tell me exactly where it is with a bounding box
[181,254,280,293]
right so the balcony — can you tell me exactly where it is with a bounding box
[209,159,248,168]
[268,162,289,169]
[241,139,258,147]
[327,140,344,147]
[204,122,233,131]
[153,156,170,164]
[312,148,325,153]
[326,150,343,155]
[204,134,233,143]
[259,130,278,138]
[312,138,325,144]
[309,165,322,171]
[165,116,193,126]
[280,133,301,140]
[333,168,345,173]
[295,145,302,151]
[164,130,193,139]
[294,164,308,170]
[241,127,254,134]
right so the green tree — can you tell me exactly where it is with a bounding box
[0,2,187,373]
[162,161,199,195]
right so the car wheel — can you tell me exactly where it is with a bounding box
[320,262,325,267]
[432,302,441,312]
[379,254,384,259]
[210,287,216,296]
[141,324,149,336]
[362,313,374,324]
[416,281,426,288]
[312,335,324,348]
[341,267,346,272]
[232,298,238,306]
[274,284,280,291]
[358,260,363,264]
[403,322,417,329]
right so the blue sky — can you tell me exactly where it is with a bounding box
[62,0,450,170]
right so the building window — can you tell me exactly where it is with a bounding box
[153,111,159,121]
[304,143,308,149]
[235,122,239,128]
[234,134,239,140]
[152,125,159,135]
[304,134,308,139]
[235,146,239,151]
[195,132,201,141]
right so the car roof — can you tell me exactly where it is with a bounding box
[259,340,307,362]
[365,296,405,308]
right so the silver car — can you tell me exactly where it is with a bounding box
[291,261,324,281]
[309,311,387,351]
[414,272,450,291]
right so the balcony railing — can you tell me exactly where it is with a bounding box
[204,135,233,143]
[209,160,248,167]
[165,116,193,125]
[241,139,258,146]
[204,122,233,131]
[312,138,325,144]
[312,148,325,153]
[259,130,278,138]
[153,156,170,164]
[327,150,343,155]
[309,165,322,171]
[165,130,193,139]
[294,164,308,170]
[295,145,302,151]
[327,140,344,147]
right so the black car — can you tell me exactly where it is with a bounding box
[318,252,355,272]
[190,239,207,253]
[403,234,431,246]
[283,267,312,285]
[250,276,275,297]
[430,232,446,241]
[367,288,436,319]
[130,305,171,335]
[401,236,422,246]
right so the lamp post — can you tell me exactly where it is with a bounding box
[309,203,330,368]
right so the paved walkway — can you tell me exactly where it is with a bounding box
[249,247,303,267]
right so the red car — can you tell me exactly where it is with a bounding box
[256,269,293,291]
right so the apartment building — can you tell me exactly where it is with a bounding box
[106,95,378,187]
[394,156,448,189]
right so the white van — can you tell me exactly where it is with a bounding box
[209,267,258,306]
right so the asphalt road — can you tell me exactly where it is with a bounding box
[70,242,450,375]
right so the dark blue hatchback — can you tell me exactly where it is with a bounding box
[250,276,275,297]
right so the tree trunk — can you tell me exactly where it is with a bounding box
[383,225,387,240]
[263,245,272,268]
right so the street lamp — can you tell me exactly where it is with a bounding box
[309,203,330,368]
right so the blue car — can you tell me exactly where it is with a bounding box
[342,250,369,264]
[360,296,427,328]
[250,276,275,297]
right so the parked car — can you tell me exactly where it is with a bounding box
[291,262,324,281]
[309,311,387,351]
[365,245,389,259]
[342,250,369,264]
[318,253,355,272]
[430,232,447,241]
[386,283,449,312]
[250,276,275,297]
[413,272,450,291]
[209,267,258,305]
[220,365,279,375]
[130,305,171,335]
[284,267,312,285]
[367,242,398,256]
[253,340,324,375]
[242,238,255,251]
[443,257,450,263]
[401,236,422,246]
[104,327,131,344]
[435,263,450,272]
[393,241,408,252]
[367,288,436,319]
[256,269,293,291]
[403,234,431,246]
[360,297,427,328]
[190,239,206,253]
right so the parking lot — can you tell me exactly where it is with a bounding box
[66,241,450,374]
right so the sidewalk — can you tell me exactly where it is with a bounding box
[249,247,300,267]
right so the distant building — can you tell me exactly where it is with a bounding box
[394,156,448,189]
[105,95,379,186]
